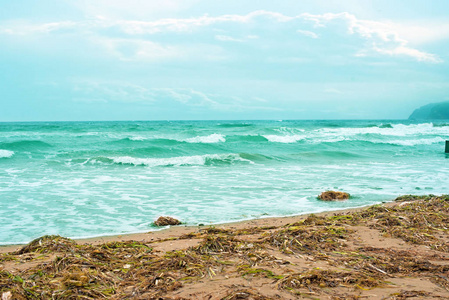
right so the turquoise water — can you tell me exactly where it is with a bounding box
[0,120,448,244]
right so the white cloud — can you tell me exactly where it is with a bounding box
[72,81,155,103]
[372,45,442,63]
[388,21,449,45]
[111,10,295,35]
[71,81,281,112]
[215,35,243,42]
[0,10,444,63]
[296,29,318,39]
[300,12,443,63]
[0,21,79,35]
[94,38,181,61]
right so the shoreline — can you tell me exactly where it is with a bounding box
[0,201,389,254]
[2,194,449,299]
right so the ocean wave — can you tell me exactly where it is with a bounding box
[184,134,226,143]
[433,123,449,127]
[0,149,14,158]
[239,152,279,162]
[263,135,304,143]
[113,137,143,143]
[113,134,226,145]
[0,140,52,150]
[218,123,253,128]
[295,150,363,159]
[226,135,269,143]
[87,153,254,167]
[320,122,449,137]
[128,136,147,141]
[304,136,445,147]
[273,127,305,134]
[381,137,446,146]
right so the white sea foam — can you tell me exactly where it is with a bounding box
[110,153,252,167]
[384,137,446,146]
[91,176,126,184]
[274,127,305,133]
[0,149,14,158]
[129,136,147,141]
[308,136,347,144]
[185,133,226,143]
[263,135,304,143]
[319,123,449,137]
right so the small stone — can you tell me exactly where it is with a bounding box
[154,216,181,226]
[2,292,12,300]
[318,191,350,201]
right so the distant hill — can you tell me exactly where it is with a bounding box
[409,101,449,120]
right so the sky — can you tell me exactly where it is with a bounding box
[1,0,449,121]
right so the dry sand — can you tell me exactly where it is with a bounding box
[1,195,449,299]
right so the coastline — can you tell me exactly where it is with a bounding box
[0,202,386,254]
[1,195,449,299]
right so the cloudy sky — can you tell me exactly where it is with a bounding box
[1,0,449,121]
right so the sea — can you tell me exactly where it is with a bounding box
[0,120,448,245]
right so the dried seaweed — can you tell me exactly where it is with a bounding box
[1,195,449,299]
[277,269,383,290]
[264,223,350,254]
[14,235,77,254]
[386,290,432,299]
[350,195,449,251]
[222,288,272,300]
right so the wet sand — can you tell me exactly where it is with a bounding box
[1,204,377,254]
[1,195,449,299]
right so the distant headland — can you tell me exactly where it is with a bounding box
[409,101,449,120]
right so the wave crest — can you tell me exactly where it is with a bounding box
[263,135,304,143]
[383,137,446,146]
[113,134,226,145]
[319,122,448,137]
[185,134,225,143]
[87,153,254,167]
[0,149,14,158]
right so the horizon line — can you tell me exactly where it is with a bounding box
[0,118,417,123]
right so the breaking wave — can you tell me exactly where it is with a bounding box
[0,149,14,158]
[381,137,446,146]
[184,134,225,143]
[84,153,254,167]
[263,135,305,143]
[114,134,226,145]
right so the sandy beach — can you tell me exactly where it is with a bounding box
[1,195,449,299]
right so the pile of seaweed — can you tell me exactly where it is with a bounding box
[1,195,449,299]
